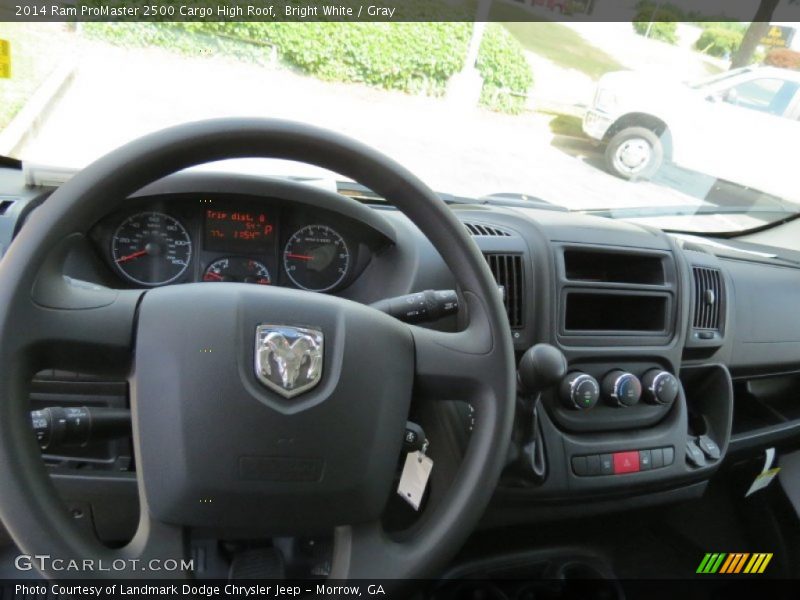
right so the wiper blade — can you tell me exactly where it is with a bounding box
[476,193,568,211]
[0,155,22,170]
[580,204,800,219]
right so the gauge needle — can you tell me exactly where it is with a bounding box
[286,253,314,261]
[116,249,148,263]
[204,272,224,281]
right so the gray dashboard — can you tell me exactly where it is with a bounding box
[2,163,800,534]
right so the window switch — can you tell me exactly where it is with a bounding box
[697,435,721,460]
[686,440,707,467]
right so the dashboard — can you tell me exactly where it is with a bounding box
[2,164,800,539]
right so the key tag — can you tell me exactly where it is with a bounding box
[398,440,433,511]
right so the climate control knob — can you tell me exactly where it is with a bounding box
[602,370,642,407]
[559,372,600,411]
[641,369,680,405]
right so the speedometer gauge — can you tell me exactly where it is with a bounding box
[111,212,192,286]
[283,225,350,292]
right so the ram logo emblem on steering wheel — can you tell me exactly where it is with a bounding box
[255,325,324,398]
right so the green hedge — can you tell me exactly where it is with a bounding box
[83,21,532,113]
[694,27,743,57]
[477,25,533,114]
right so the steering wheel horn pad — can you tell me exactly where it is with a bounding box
[134,283,413,533]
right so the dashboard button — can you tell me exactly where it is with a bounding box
[663,446,675,466]
[599,454,614,475]
[612,451,639,474]
[651,448,664,469]
[586,455,601,476]
[639,450,652,470]
[572,456,588,476]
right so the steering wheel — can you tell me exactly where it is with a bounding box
[0,119,515,580]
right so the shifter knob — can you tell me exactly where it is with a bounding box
[518,344,568,396]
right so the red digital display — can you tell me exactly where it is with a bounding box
[204,209,275,252]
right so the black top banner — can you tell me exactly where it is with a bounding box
[2,0,800,22]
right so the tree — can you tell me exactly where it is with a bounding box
[729,0,783,68]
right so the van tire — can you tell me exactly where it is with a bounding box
[605,126,664,181]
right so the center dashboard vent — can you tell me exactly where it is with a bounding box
[484,253,524,328]
[464,222,511,237]
[692,266,724,331]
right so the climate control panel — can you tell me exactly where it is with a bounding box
[558,369,678,411]
[549,364,681,433]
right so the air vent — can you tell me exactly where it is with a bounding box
[464,222,511,237]
[0,199,14,215]
[484,253,524,328]
[692,267,723,331]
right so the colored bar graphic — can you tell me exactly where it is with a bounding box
[697,553,714,573]
[699,552,773,574]
[718,554,735,574]
[733,553,750,573]
[744,554,760,573]
[758,554,773,573]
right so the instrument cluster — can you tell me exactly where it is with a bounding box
[93,195,371,293]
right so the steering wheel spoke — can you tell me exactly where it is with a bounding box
[115,486,189,578]
[410,292,499,404]
[22,287,143,373]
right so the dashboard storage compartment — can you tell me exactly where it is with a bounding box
[564,291,668,334]
[564,249,665,285]
[730,373,800,451]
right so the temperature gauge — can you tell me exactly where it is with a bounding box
[203,257,271,285]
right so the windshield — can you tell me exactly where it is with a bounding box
[3,14,800,234]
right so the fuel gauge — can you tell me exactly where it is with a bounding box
[203,257,271,285]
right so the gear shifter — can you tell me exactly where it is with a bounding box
[518,344,568,397]
[517,344,567,483]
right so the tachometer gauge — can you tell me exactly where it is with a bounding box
[203,257,271,285]
[283,225,350,292]
[111,212,192,286]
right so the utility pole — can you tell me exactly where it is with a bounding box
[644,0,665,39]
[447,0,493,109]
[464,0,493,69]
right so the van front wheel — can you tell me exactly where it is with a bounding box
[605,126,664,181]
